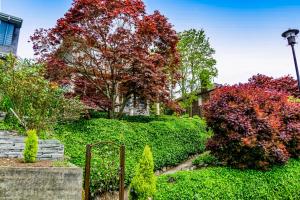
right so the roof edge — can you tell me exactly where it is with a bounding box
[0,12,23,28]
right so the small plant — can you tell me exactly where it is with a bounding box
[129,145,156,200]
[23,129,38,163]
[192,151,218,167]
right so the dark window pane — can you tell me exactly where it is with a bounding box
[0,21,7,45]
[4,23,14,45]
[0,21,14,46]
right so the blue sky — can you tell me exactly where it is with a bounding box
[2,0,300,84]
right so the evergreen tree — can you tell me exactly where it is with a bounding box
[23,129,38,163]
[129,145,156,200]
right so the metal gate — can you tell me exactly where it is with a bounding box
[84,142,125,200]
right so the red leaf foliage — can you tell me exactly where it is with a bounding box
[30,0,181,118]
[281,102,300,157]
[248,74,300,98]
[204,78,300,170]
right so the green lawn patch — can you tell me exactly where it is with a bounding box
[51,115,210,192]
[155,159,300,200]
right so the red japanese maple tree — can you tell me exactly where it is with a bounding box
[31,0,180,118]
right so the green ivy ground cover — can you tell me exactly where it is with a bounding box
[155,159,300,200]
[51,116,210,191]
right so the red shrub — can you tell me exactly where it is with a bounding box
[204,84,294,169]
[248,74,300,98]
[281,102,300,157]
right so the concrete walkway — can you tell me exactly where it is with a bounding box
[159,155,197,175]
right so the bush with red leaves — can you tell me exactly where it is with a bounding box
[248,74,300,98]
[281,102,300,158]
[204,83,300,170]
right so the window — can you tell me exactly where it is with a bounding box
[0,21,14,46]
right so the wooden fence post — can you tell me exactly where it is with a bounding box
[84,144,92,200]
[119,145,125,200]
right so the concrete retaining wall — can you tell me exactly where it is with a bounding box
[0,131,64,160]
[0,167,82,200]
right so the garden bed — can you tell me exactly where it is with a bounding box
[155,159,300,199]
[0,158,52,167]
[0,158,73,167]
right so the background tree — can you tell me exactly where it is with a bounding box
[176,29,217,114]
[31,0,181,119]
[0,54,84,133]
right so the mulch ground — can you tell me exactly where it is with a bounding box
[0,158,53,167]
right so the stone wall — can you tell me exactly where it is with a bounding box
[0,131,64,160]
[0,167,82,200]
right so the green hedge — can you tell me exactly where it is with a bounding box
[155,159,300,200]
[89,110,173,123]
[52,116,210,192]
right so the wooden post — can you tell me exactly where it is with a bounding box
[119,145,125,200]
[84,144,92,200]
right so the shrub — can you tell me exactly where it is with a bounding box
[281,102,300,158]
[51,115,210,193]
[129,145,156,200]
[0,54,85,133]
[89,111,172,123]
[204,84,292,169]
[57,96,86,123]
[23,130,38,163]
[248,74,300,98]
[155,159,300,199]
[192,151,218,167]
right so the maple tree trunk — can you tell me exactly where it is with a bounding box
[107,96,130,119]
[189,105,193,117]
[108,94,117,119]
[116,96,130,119]
[108,110,115,119]
[108,82,117,119]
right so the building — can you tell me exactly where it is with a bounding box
[177,89,214,117]
[0,12,23,56]
[190,89,214,116]
[177,84,221,117]
[123,97,149,116]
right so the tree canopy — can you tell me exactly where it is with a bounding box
[31,0,181,118]
[176,29,217,112]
